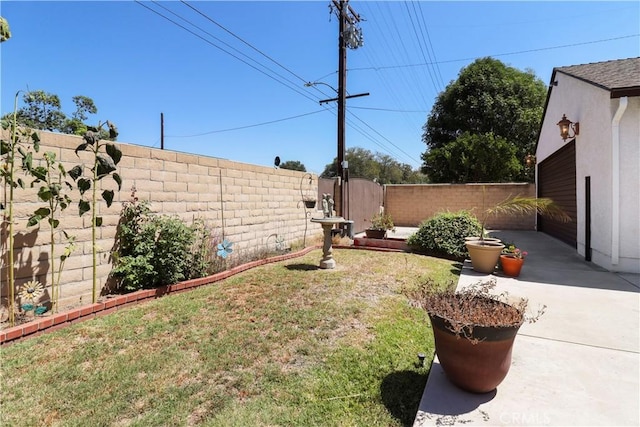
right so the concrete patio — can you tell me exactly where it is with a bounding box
[413,230,639,426]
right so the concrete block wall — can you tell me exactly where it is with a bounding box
[385,183,536,229]
[1,130,320,312]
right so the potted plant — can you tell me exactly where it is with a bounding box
[365,212,395,239]
[303,196,316,209]
[411,279,545,393]
[466,195,570,274]
[500,245,527,277]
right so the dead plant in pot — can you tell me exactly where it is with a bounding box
[410,279,545,393]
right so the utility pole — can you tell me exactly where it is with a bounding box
[160,112,164,150]
[331,0,363,218]
[337,0,347,200]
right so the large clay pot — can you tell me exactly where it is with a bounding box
[465,240,505,274]
[500,254,524,277]
[429,308,522,393]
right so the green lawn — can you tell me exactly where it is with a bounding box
[0,249,459,426]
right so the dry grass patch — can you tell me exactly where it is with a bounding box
[1,249,459,426]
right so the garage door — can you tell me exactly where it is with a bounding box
[537,140,577,247]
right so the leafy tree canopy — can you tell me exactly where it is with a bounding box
[321,147,428,184]
[421,57,546,183]
[1,90,114,140]
[424,132,521,183]
[279,160,306,172]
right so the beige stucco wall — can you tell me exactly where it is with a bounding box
[1,131,321,310]
[537,72,640,273]
[385,183,536,230]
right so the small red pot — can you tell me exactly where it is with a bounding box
[500,254,524,277]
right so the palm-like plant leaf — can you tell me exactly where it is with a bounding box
[477,194,571,242]
[486,196,571,222]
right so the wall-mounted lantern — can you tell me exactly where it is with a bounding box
[557,114,579,141]
[524,154,536,167]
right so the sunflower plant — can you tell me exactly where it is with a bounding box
[1,91,40,326]
[68,121,122,303]
[27,151,76,313]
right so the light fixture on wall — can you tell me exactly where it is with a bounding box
[557,114,579,141]
[524,154,536,167]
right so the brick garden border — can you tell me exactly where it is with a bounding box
[1,245,326,346]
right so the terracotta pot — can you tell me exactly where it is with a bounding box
[429,309,522,393]
[465,240,505,274]
[365,229,387,239]
[500,254,524,277]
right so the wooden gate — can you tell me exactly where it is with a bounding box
[318,177,384,233]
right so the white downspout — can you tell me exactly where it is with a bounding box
[611,96,628,265]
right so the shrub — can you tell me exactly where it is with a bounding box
[150,215,195,286]
[111,197,200,292]
[407,210,482,260]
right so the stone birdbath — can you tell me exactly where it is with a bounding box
[310,217,345,269]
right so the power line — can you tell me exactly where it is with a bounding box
[177,1,335,102]
[348,111,422,164]
[404,1,440,97]
[137,0,423,169]
[414,1,445,90]
[180,1,311,86]
[165,109,327,137]
[135,1,329,105]
[351,106,428,113]
[348,34,640,73]
[359,2,426,136]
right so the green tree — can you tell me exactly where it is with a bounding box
[2,91,114,139]
[321,147,427,184]
[61,96,99,136]
[421,57,546,182]
[71,95,98,122]
[279,160,306,172]
[424,132,521,183]
[13,90,67,132]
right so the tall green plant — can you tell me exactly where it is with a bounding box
[69,121,121,303]
[27,152,76,313]
[1,92,40,326]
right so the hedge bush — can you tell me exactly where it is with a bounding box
[407,210,482,260]
[111,199,207,292]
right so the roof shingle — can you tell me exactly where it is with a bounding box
[555,57,640,93]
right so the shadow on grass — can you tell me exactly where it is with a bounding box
[380,370,429,427]
[285,263,320,271]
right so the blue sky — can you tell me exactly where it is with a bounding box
[1,1,638,175]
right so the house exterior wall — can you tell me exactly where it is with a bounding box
[1,131,321,310]
[616,96,640,272]
[537,73,639,273]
